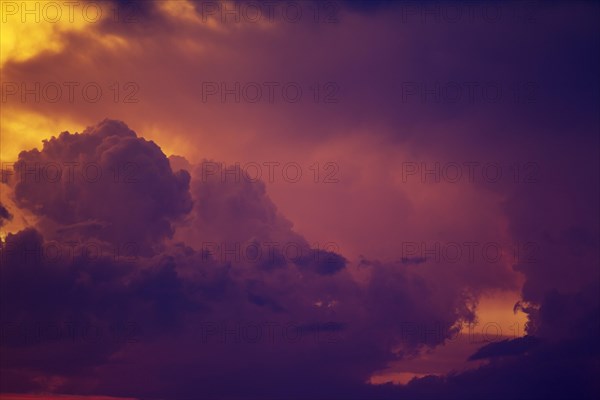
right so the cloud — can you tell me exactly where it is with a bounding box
[8,119,192,253]
[0,203,12,227]
[467,336,540,360]
[1,0,599,398]
[1,120,484,398]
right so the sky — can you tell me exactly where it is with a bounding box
[0,1,598,399]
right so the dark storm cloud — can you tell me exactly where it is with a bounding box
[402,287,600,400]
[0,203,12,226]
[467,335,540,360]
[8,119,192,253]
[1,121,483,398]
[0,227,251,394]
[398,119,600,399]
[0,227,181,390]
[174,158,308,246]
[399,87,600,400]
[293,248,347,275]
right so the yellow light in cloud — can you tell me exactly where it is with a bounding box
[368,290,528,386]
[158,0,228,35]
[0,109,84,162]
[461,290,528,337]
[0,0,98,66]
[158,0,274,32]
[159,0,204,24]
